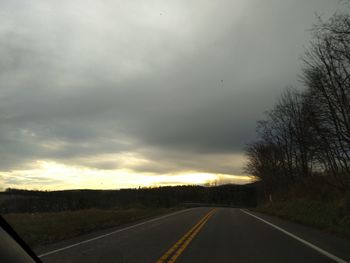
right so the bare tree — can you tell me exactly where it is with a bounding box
[245,10,350,192]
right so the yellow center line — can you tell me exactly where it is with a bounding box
[156,209,214,263]
[156,209,216,263]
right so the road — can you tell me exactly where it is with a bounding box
[37,207,350,263]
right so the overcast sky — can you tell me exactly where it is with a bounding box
[0,0,343,189]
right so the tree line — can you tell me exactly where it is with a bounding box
[245,11,350,196]
[1,184,257,213]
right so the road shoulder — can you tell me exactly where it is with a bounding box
[243,209,350,262]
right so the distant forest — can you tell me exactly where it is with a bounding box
[0,184,257,213]
[245,10,350,196]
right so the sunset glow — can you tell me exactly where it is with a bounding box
[0,161,253,191]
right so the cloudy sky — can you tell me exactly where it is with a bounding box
[0,0,342,190]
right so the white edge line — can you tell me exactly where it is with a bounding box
[38,208,192,258]
[240,209,348,263]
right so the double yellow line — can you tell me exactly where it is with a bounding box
[156,209,216,263]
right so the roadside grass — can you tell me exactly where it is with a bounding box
[3,207,180,248]
[255,186,350,237]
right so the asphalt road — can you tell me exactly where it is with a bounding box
[37,207,350,263]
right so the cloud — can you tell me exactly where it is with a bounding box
[0,0,341,188]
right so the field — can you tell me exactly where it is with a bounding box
[4,207,178,248]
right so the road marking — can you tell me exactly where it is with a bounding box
[156,209,215,263]
[157,209,216,263]
[38,209,193,258]
[168,212,213,263]
[156,210,213,262]
[240,209,348,263]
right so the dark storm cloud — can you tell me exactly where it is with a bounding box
[0,0,342,175]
